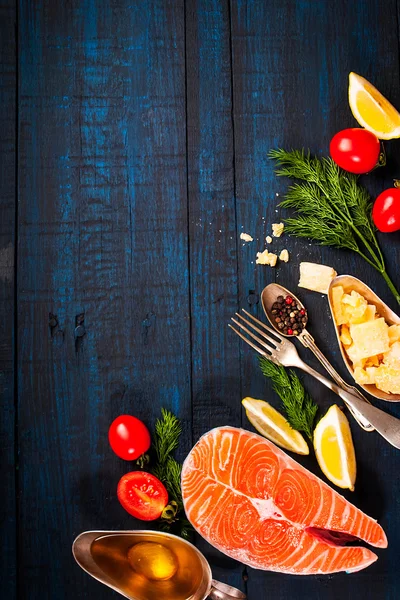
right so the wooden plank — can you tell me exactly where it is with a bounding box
[231,0,400,598]
[185,0,245,593]
[18,1,189,597]
[0,0,16,597]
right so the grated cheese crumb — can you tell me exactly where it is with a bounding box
[279,249,289,263]
[240,232,253,242]
[256,250,278,267]
[266,235,272,244]
[272,222,284,237]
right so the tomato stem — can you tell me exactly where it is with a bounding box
[136,453,150,468]
[161,500,179,523]
[377,144,386,168]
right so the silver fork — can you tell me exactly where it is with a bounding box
[229,309,400,450]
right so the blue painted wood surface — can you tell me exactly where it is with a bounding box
[1,0,400,598]
[0,1,16,598]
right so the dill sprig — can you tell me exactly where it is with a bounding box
[259,356,318,440]
[269,149,400,305]
[151,409,193,539]
[153,408,181,467]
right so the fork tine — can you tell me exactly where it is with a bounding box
[241,309,284,341]
[231,317,276,354]
[228,324,269,357]
[235,312,281,349]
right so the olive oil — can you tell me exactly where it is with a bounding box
[127,542,178,581]
[91,532,209,600]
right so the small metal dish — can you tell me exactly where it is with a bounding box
[73,530,246,600]
[328,274,400,403]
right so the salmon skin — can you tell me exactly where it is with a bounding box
[181,427,387,575]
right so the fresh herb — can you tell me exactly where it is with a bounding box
[151,409,193,539]
[259,356,318,440]
[269,149,400,305]
[153,408,182,465]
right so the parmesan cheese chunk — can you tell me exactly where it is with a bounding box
[272,223,284,237]
[266,235,272,244]
[298,262,337,294]
[279,249,289,263]
[388,324,400,345]
[349,318,390,361]
[240,232,253,242]
[383,341,400,368]
[374,365,400,394]
[332,285,346,325]
[354,367,375,386]
[256,250,278,267]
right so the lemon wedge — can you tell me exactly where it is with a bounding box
[242,397,309,455]
[313,405,356,491]
[348,72,400,139]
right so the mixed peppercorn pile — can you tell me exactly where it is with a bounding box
[271,295,308,336]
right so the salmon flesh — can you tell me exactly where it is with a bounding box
[181,427,387,575]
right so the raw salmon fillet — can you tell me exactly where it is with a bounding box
[181,427,387,575]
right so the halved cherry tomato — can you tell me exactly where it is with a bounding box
[330,128,380,174]
[117,471,168,520]
[372,188,400,232]
[108,415,151,461]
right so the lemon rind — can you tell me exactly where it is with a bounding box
[348,72,400,140]
[242,398,309,455]
[313,405,356,491]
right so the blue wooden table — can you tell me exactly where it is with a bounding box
[1,1,400,598]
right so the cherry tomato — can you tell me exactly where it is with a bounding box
[372,188,400,232]
[329,128,380,174]
[117,471,168,520]
[108,415,151,461]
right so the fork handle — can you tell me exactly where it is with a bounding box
[300,331,374,432]
[299,361,400,449]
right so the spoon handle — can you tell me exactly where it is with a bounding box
[297,359,400,450]
[300,330,374,432]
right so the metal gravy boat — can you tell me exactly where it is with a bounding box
[73,530,246,600]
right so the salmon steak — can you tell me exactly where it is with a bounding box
[181,427,387,575]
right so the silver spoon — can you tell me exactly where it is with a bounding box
[261,283,374,432]
[73,530,246,600]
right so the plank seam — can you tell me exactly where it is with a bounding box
[183,0,194,447]
[227,0,242,391]
[227,0,248,593]
[13,2,20,597]
[227,4,242,413]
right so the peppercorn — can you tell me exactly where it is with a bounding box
[271,295,308,336]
